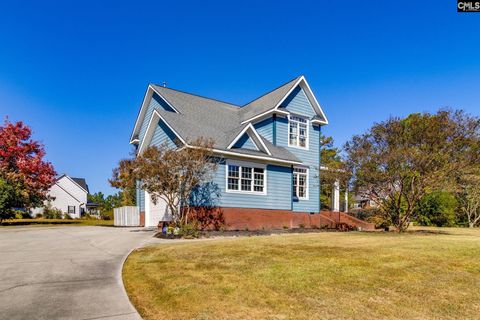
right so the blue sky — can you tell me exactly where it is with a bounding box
[1,1,479,194]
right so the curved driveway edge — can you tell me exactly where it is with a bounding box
[0,226,156,320]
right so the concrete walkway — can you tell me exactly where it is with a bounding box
[0,226,158,320]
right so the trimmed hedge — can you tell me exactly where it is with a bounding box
[0,219,82,226]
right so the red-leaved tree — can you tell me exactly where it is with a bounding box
[0,120,56,220]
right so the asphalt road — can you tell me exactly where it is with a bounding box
[0,226,156,320]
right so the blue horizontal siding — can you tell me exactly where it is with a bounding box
[136,180,145,212]
[277,86,321,212]
[138,93,175,144]
[192,159,292,210]
[254,117,273,143]
[232,133,258,150]
[281,86,316,118]
[139,189,145,212]
[149,120,177,148]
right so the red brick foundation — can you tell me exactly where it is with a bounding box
[139,211,145,227]
[186,207,375,231]
[188,207,335,231]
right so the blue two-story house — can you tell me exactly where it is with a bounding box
[130,76,329,229]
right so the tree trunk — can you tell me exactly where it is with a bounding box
[394,212,411,232]
[469,222,474,228]
[168,203,178,225]
[396,223,409,232]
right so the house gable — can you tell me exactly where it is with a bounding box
[241,76,328,125]
[137,91,177,144]
[131,86,179,144]
[232,132,259,151]
[227,124,272,155]
[151,92,176,112]
[138,110,186,154]
[56,175,88,200]
[149,119,179,148]
[281,86,316,117]
[51,183,82,204]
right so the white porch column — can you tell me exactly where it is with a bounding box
[332,180,340,212]
[344,187,349,213]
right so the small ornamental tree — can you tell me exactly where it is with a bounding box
[0,120,56,220]
[112,137,217,226]
[109,158,136,206]
[344,110,480,231]
[135,138,217,225]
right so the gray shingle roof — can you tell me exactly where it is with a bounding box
[156,108,300,163]
[71,177,89,193]
[238,76,301,121]
[142,78,308,164]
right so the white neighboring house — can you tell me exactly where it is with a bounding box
[32,174,95,219]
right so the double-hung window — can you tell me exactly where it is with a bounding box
[293,167,308,200]
[227,163,266,194]
[288,115,308,148]
[67,206,76,214]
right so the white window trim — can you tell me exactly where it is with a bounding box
[287,114,309,150]
[225,160,267,195]
[293,166,309,200]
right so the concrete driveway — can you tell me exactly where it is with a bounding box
[0,226,156,320]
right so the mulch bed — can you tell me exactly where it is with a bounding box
[154,227,346,239]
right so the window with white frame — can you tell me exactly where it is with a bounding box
[293,167,308,199]
[68,206,76,214]
[288,115,308,148]
[227,163,265,194]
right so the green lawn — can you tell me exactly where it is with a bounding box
[0,218,114,227]
[123,227,480,320]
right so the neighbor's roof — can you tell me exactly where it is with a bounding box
[71,178,89,193]
[56,174,90,193]
[132,76,327,164]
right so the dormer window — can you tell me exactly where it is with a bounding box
[288,115,309,149]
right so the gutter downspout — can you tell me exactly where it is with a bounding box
[291,165,294,211]
[272,114,277,146]
[318,125,321,213]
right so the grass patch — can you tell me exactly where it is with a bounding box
[123,227,480,320]
[0,219,114,227]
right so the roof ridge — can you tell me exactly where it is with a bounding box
[152,85,241,110]
[241,75,302,108]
